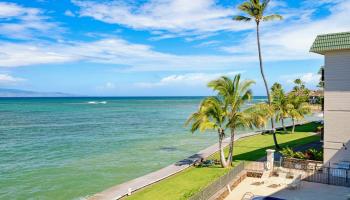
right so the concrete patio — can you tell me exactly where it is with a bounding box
[225,177,350,200]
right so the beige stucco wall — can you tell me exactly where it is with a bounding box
[323,49,350,166]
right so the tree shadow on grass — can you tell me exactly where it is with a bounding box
[288,121,321,132]
[233,134,321,161]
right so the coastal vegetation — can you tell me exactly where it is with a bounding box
[186,74,272,168]
[126,122,321,200]
[233,0,283,149]
[281,147,323,161]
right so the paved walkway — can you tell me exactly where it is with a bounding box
[87,131,262,200]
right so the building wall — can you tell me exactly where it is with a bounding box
[324,50,350,166]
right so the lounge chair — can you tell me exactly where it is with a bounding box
[241,192,254,200]
[252,171,270,185]
[287,175,302,190]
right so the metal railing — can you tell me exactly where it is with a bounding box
[189,162,245,200]
[304,167,350,187]
[244,161,265,172]
[277,157,350,187]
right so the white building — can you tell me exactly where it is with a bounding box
[310,32,350,167]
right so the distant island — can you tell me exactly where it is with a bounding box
[0,88,74,97]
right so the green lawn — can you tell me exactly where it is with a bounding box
[126,122,321,200]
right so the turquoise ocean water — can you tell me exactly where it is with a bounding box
[0,97,321,200]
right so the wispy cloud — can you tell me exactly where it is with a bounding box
[0,74,25,85]
[0,2,61,40]
[195,40,221,48]
[135,71,243,88]
[0,41,76,67]
[280,72,320,85]
[72,0,254,39]
[64,10,75,17]
[1,0,348,73]
[0,37,258,70]
[96,82,116,90]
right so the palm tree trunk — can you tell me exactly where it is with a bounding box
[218,129,228,168]
[256,22,280,149]
[281,118,287,133]
[292,118,295,133]
[228,129,235,166]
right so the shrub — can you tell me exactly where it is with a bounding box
[305,148,323,161]
[316,125,323,133]
[294,151,306,159]
[280,147,295,158]
[280,147,323,161]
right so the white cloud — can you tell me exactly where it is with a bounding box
[0,2,27,18]
[1,1,348,71]
[0,42,76,67]
[135,71,243,88]
[195,40,221,48]
[0,2,61,39]
[2,0,347,71]
[0,74,25,85]
[72,0,254,38]
[97,82,116,90]
[0,37,258,71]
[64,10,75,17]
[281,72,320,85]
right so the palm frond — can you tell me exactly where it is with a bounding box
[237,2,256,17]
[233,15,252,22]
[185,96,227,134]
[261,0,270,11]
[208,76,234,100]
[263,14,283,21]
[238,2,253,12]
[250,0,261,7]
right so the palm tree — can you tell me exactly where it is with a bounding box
[287,102,311,133]
[317,66,324,111]
[233,0,282,149]
[271,83,290,132]
[208,75,272,165]
[185,96,231,167]
[317,66,324,89]
[286,79,312,133]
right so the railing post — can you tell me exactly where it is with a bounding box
[346,170,348,183]
[279,156,282,168]
[327,167,330,185]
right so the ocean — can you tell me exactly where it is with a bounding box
[0,97,321,199]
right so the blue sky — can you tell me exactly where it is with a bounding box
[0,0,349,96]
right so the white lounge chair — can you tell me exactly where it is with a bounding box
[241,192,254,200]
[287,175,302,190]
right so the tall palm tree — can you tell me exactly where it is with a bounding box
[185,96,231,167]
[233,0,282,149]
[271,83,290,132]
[208,75,272,165]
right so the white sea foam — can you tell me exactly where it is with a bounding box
[87,101,107,104]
